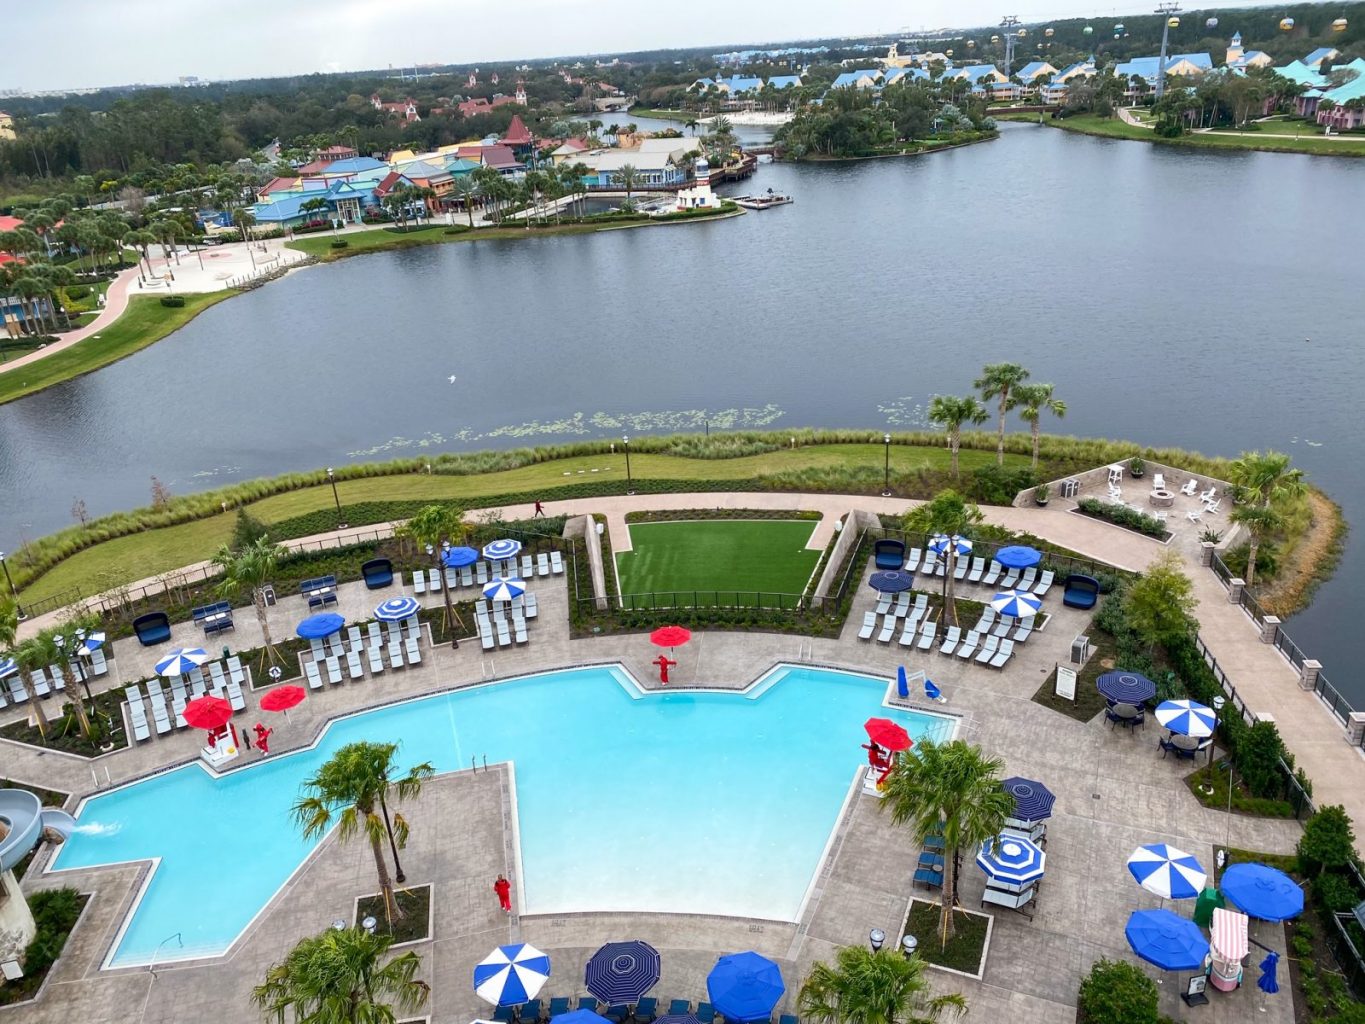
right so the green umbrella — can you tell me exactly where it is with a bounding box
[1194,885,1225,928]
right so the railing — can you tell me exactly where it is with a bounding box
[1194,634,1258,728]
[877,526,1122,583]
[1327,910,1365,1000]
[614,590,810,612]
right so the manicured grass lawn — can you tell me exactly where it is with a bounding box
[287,224,464,259]
[1051,114,1365,156]
[22,444,1023,603]
[0,292,235,405]
[615,520,821,601]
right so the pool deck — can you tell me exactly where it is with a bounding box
[7,553,1304,1023]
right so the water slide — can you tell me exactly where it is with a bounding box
[0,789,75,872]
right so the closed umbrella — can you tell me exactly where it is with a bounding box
[483,539,523,562]
[155,647,209,677]
[443,545,480,568]
[374,597,420,622]
[1001,777,1055,822]
[474,942,551,1006]
[868,570,916,593]
[295,613,344,639]
[706,952,784,1024]
[1221,863,1304,921]
[1127,844,1206,901]
[1154,700,1216,738]
[483,577,526,603]
[1124,909,1210,972]
[994,545,1042,568]
[1257,950,1280,994]
[584,940,661,1004]
[976,834,1046,886]
[927,534,972,559]
[990,589,1042,618]
[1096,671,1156,705]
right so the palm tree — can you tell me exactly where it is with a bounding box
[397,504,467,645]
[232,209,256,244]
[293,742,434,921]
[882,739,1012,945]
[1229,503,1280,587]
[214,536,287,665]
[927,395,988,478]
[1013,383,1066,470]
[253,925,429,1024]
[974,363,1030,465]
[0,598,49,740]
[799,945,966,1024]
[902,490,982,628]
[618,164,639,207]
[1226,450,1305,585]
[452,176,481,228]
[34,626,96,740]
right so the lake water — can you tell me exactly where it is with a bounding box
[2,119,1362,700]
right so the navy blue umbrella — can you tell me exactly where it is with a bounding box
[707,952,784,1023]
[443,545,480,568]
[585,941,661,1003]
[1221,863,1304,921]
[1096,671,1156,705]
[655,1015,701,1024]
[1001,777,1055,822]
[1257,950,1280,994]
[995,545,1042,569]
[868,570,915,593]
[295,612,345,639]
[1125,909,1209,971]
[554,1012,613,1024]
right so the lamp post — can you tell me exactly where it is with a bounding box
[1207,695,1226,787]
[869,928,886,952]
[882,433,892,496]
[901,933,918,959]
[0,552,24,619]
[623,435,635,495]
[326,467,347,529]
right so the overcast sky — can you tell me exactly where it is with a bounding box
[7,0,1267,93]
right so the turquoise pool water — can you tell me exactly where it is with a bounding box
[52,664,954,967]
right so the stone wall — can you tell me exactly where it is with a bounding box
[811,509,881,605]
[1013,459,1233,509]
[563,515,608,611]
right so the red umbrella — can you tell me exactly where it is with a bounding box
[259,685,306,714]
[864,717,913,752]
[182,695,233,731]
[650,626,692,650]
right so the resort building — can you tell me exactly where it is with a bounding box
[1277,57,1365,126]
[1304,46,1342,68]
[830,68,883,90]
[1225,33,1273,71]
[1112,53,1213,98]
[1041,59,1097,103]
[370,95,421,123]
[1016,60,1059,84]
[882,67,930,87]
[550,138,593,164]
[573,137,700,189]
[456,95,516,118]
[0,111,14,140]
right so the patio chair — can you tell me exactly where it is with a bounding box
[209,661,228,691]
[225,676,247,711]
[412,570,426,594]
[779,1014,800,1024]
[983,560,1003,586]
[1000,566,1022,589]
[956,630,981,660]
[893,592,911,617]
[875,593,892,616]
[1019,567,1038,590]
[981,884,1036,920]
[7,677,28,703]
[89,647,108,675]
[346,625,363,650]
[989,638,1015,669]
[521,1000,544,1023]
[125,686,151,743]
[445,567,460,589]
[668,1002,692,1017]
[1199,487,1217,503]
[367,645,384,674]
[898,617,919,647]
[346,650,364,680]
[31,667,51,697]
[913,866,943,890]
[1033,569,1055,597]
[1186,508,1203,523]
[917,620,938,651]
[695,1004,716,1024]
[388,638,405,668]
[939,625,962,655]
[973,607,995,634]
[169,678,188,725]
[975,634,1000,664]
[913,593,927,614]
[918,850,945,870]
[547,999,573,1019]
[953,557,970,580]
[477,562,491,584]
[1013,619,1033,643]
[1159,738,1199,761]
[576,999,602,1015]
[406,635,424,662]
[459,565,474,587]
[1153,473,1166,490]
[147,682,173,735]
[905,547,923,572]
[522,555,535,578]
[492,1009,517,1024]
[325,655,342,685]
[1204,499,1222,515]
[877,614,896,644]
[496,619,513,647]
[1180,478,1199,496]
[308,637,325,660]
[992,615,1014,639]
[305,660,324,690]
[227,655,246,686]
[479,619,496,650]
[857,611,877,641]
[636,998,660,1022]
[967,556,986,583]
[423,568,438,592]
[551,551,564,574]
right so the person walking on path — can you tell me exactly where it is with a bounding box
[533,500,545,518]
[494,873,512,913]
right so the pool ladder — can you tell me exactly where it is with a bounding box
[471,754,489,773]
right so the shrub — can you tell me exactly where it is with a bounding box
[159,295,186,308]
[971,463,1038,504]
[21,887,83,978]
[1237,720,1288,798]
[330,240,349,249]
[1078,958,1158,1024]
[1313,872,1361,914]
[1297,805,1357,877]
[1221,540,1280,581]
[1076,497,1168,538]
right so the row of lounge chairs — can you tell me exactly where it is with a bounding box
[971,607,1035,644]
[907,551,1055,596]
[305,621,424,688]
[412,552,563,594]
[857,610,1016,669]
[125,658,249,742]
[495,996,798,1024]
[476,598,532,650]
[913,831,947,889]
[1,647,110,707]
[940,628,1016,669]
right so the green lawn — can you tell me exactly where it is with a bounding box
[1050,114,1365,156]
[22,444,1021,604]
[0,292,235,405]
[615,520,821,602]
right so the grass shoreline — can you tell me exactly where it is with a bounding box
[783,132,997,162]
[1040,112,1365,157]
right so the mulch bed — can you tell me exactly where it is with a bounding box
[356,884,432,944]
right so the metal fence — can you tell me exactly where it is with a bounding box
[1327,912,1365,1000]
[876,526,1122,583]
[614,590,810,612]
[1194,634,1259,729]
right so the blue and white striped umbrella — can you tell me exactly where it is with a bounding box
[976,833,1046,885]
[928,534,973,558]
[483,577,526,603]
[474,942,551,1006]
[991,589,1042,618]
[1127,844,1206,900]
[155,647,209,677]
[483,538,523,561]
[374,597,420,622]
[0,658,17,679]
[1154,700,1216,738]
[78,630,107,653]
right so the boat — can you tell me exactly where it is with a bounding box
[732,190,793,210]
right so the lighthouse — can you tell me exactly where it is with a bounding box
[675,154,720,211]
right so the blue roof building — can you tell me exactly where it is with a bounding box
[722,75,765,94]
[768,75,803,89]
[1114,53,1212,84]
[1016,61,1058,83]
[1304,47,1340,68]
[830,69,882,89]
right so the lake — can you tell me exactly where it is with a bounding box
[2,119,1362,700]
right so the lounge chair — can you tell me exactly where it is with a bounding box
[524,593,538,619]
[695,1004,716,1024]
[635,999,658,1023]
[31,667,51,697]
[956,630,981,660]
[406,636,423,663]
[898,618,919,647]
[1033,569,1054,597]
[917,620,937,651]
[551,551,564,574]
[521,1000,544,1023]
[953,557,970,580]
[169,678,188,726]
[1204,499,1222,515]
[913,866,944,890]
[1180,478,1198,496]
[1013,619,1033,643]
[974,608,996,634]
[892,592,911,617]
[1000,566,1021,589]
[453,565,469,587]
[990,639,1015,669]
[412,570,426,594]
[1062,574,1100,610]
[668,1002,692,1017]
[975,635,1000,664]
[366,622,382,647]
[1019,567,1038,590]
[346,650,364,679]
[1186,508,1203,523]
[877,614,896,643]
[388,638,405,668]
[521,555,535,578]
[7,676,28,703]
[347,625,364,650]
[992,615,1014,639]
[939,626,962,655]
[147,681,173,735]
[188,673,206,699]
[875,593,892,616]
[423,568,437,592]
[576,999,602,1015]
[305,660,324,690]
[125,685,151,743]
[913,593,928,615]
[89,647,108,675]
[445,567,459,589]
[496,619,512,647]
[857,611,877,640]
[967,556,986,583]
[367,645,384,674]
[308,637,325,661]
[225,677,247,711]
[209,661,228,694]
[982,560,1003,586]
[325,655,343,684]
[905,547,922,572]
[479,618,496,651]
[512,614,528,645]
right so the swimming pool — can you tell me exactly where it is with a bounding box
[52,664,954,967]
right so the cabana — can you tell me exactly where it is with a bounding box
[132,611,171,647]
[1062,574,1100,610]
[874,539,906,570]
[361,557,394,589]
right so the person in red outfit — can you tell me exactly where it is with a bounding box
[253,722,273,754]
[493,874,512,913]
[653,654,677,684]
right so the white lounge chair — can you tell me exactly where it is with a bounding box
[898,618,918,647]
[992,615,1014,639]
[512,613,528,645]
[857,611,876,640]
[208,662,228,694]
[476,562,490,584]
[1000,566,1021,589]
[227,655,246,687]
[347,625,364,650]
[551,551,565,575]
[956,630,981,660]
[31,667,51,697]
[125,685,151,743]
[975,635,1001,664]
[147,681,173,735]
[169,678,188,727]
[346,650,364,680]
[445,567,459,589]
[939,626,962,655]
[428,568,442,591]
[367,645,384,674]
[875,593,892,616]
[967,557,986,583]
[893,592,911,617]
[1199,487,1217,503]
[905,547,923,572]
[366,622,383,647]
[405,636,423,663]
[990,638,1015,669]
[48,665,66,691]
[325,656,342,685]
[305,660,324,690]
[917,620,938,651]
[1013,619,1033,643]
[388,639,405,668]
[1033,570,1054,597]
[496,618,512,647]
[983,561,1003,586]
[974,608,996,634]
[459,565,474,587]
[308,637,325,660]
[479,619,496,651]
[1019,567,1038,590]
[537,553,551,577]
[413,570,426,595]
[89,647,108,675]
[524,593,538,619]
[877,614,896,643]
[953,557,969,581]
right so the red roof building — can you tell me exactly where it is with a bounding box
[502,114,533,147]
